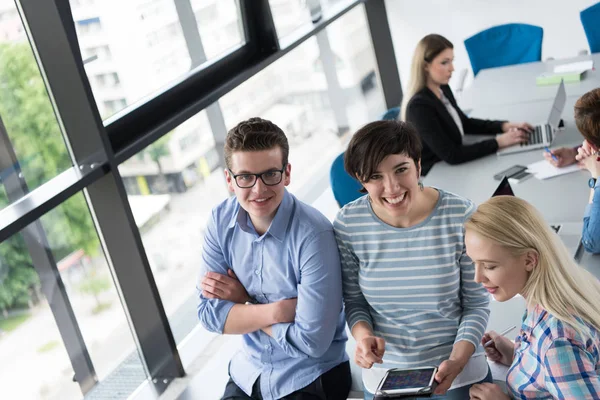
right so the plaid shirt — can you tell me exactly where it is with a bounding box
[506,304,600,399]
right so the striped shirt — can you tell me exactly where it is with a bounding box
[333,189,490,370]
[507,304,600,399]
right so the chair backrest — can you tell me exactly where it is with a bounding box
[380,107,400,121]
[329,152,363,208]
[581,2,600,53]
[464,23,543,76]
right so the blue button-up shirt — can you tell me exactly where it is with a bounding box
[583,186,600,253]
[197,190,348,400]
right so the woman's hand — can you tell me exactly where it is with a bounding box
[502,121,534,133]
[496,129,529,149]
[482,331,514,366]
[469,383,510,400]
[354,335,385,369]
[542,147,577,168]
[433,359,465,395]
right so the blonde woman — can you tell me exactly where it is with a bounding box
[401,34,532,176]
[464,196,600,399]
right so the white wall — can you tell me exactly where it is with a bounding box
[384,0,597,93]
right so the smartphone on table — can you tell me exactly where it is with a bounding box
[376,366,438,397]
[493,165,527,181]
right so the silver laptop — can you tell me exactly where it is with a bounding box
[497,80,566,155]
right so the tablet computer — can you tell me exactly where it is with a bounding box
[376,367,438,397]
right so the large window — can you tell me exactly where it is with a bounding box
[119,5,387,377]
[325,5,385,126]
[0,8,72,212]
[269,0,313,38]
[70,0,245,119]
[0,0,399,398]
[0,193,144,399]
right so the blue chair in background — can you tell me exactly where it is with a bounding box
[581,2,600,54]
[330,152,363,208]
[380,106,400,121]
[464,23,543,76]
[330,108,400,207]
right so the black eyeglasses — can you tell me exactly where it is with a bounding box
[228,165,286,188]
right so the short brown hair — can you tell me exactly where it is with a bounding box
[345,120,422,191]
[574,88,600,147]
[224,117,289,169]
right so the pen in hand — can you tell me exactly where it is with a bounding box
[484,325,517,347]
[544,147,559,162]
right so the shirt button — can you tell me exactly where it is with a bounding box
[264,345,270,350]
[255,269,260,275]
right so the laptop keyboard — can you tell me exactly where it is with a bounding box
[520,124,551,147]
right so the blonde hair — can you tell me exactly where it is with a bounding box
[400,34,453,121]
[465,196,600,336]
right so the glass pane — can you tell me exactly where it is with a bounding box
[193,0,244,60]
[220,36,344,200]
[269,0,313,38]
[0,192,145,399]
[326,5,386,126]
[0,3,72,212]
[119,110,226,350]
[70,0,245,119]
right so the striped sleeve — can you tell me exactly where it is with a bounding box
[333,211,373,331]
[543,338,600,399]
[455,201,489,348]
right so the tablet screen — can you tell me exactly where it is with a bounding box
[380,368,436,391]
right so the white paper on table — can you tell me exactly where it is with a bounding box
[553,60,594,74]
[526,159,580,180]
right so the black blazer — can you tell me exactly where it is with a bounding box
[406,85,505,176]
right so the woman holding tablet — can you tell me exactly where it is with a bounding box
[402,34,532,176]
[465,196,600,399]
[334,120,492,400]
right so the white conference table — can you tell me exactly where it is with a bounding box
[426,58,600,269]
[460,53,600,110]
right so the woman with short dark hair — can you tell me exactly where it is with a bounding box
[333,120,492,400]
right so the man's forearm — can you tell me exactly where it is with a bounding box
[223,303,278,335]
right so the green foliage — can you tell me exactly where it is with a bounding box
[91,301,112,315]
[78,273,111,309]
[0,42,100,311]
[0,312,31,333]
[0,235,39,312]
[145,135,170,164]
[36,340,59,353]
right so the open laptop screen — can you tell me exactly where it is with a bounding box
[492,176,515,197]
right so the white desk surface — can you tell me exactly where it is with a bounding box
[460,53,600,110]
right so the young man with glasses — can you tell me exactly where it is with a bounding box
[197,118,351,400]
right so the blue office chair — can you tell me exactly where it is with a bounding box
[330,108,399,208]
[581,2,600,53]
[464,23,543,76]
[330,152,363,208]
[380,107,400,121]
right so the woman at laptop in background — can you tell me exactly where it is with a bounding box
[402,34,533,176]
[334,120,492,400]
[465,196,600,399]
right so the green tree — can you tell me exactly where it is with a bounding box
[0,42,100,311]
[78,273,111,312]
[140,135,171,192]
